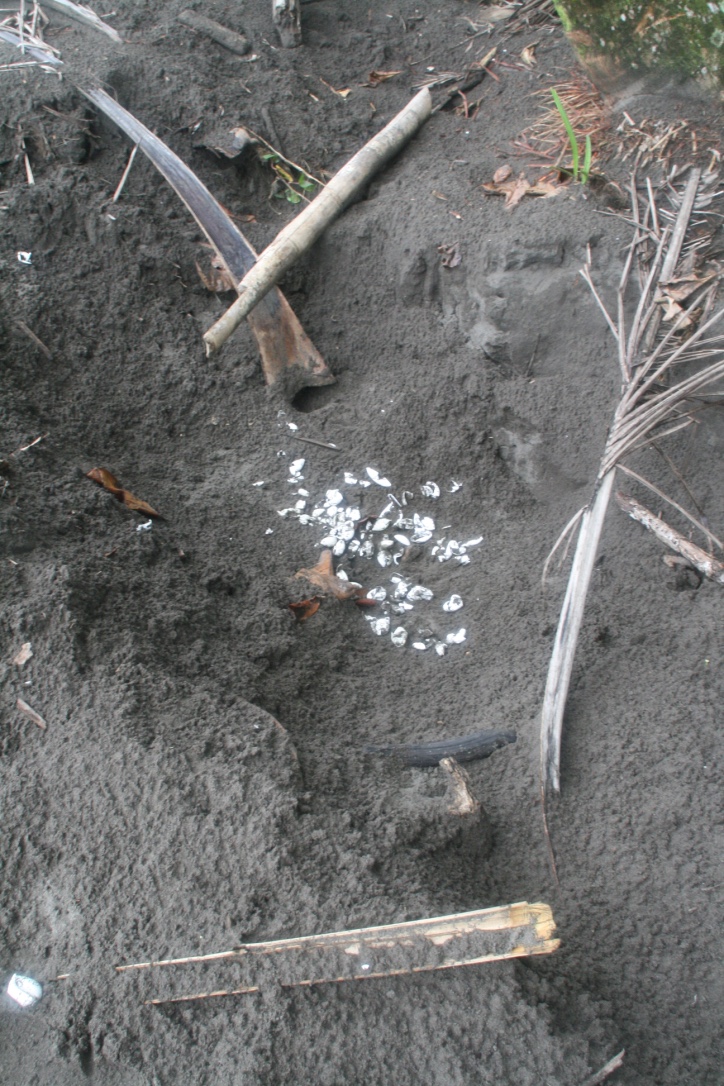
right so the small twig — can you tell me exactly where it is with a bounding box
[291,435,339,451]
[178,9,250,56]
[617,463,722,552]
[16,697,47,730]
[579,1050,625,1086]
[13,319,52,359]
[112,142,138,201]
[616,492,724,584]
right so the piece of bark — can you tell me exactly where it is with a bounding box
[178,10,250,56]
[272,0,302,48]
[83,87,333,399]
[116,901,560,1004]
[439,757,481,816]
[204,88,432,354]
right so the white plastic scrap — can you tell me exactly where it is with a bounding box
[7,974,42,1008]
[442,594,463,612]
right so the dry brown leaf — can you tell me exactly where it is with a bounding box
[482,171,561,208]
[289,597,321,621]
[493,164,512,183]
[364,70,403,87]
[196,256,235,293]
[86,468,161,518]
[295,550,365,600]
[320,78,351,99]
[520,44,537,66]
[438,242,462,268]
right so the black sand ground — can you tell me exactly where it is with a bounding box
[1,2,722,1084]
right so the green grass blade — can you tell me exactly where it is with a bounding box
[551,87,579,182]
[581,134,592,185]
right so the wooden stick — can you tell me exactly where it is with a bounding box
[83,87,333,397]
[616,492,724,584]
[112,142,138,202]
[178,10,250,56]
[116,902,559,1005]
[272,0,301,48]
[203,88,432,355]
[579,1049,625,1086]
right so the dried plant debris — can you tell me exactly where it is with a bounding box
[288,597,321,621]
[274,455,483,655]
[363,70,403,87]
[86,467,161,518]
[514,76,609,174]
[482,168,561,208]
[366,728,516,767]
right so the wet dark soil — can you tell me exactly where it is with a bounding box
[1,2,722,1084]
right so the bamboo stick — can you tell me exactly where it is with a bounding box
[116,901,559,1005]
[203,88,433,355]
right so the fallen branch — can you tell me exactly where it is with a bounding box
[203,88,432,355]
[540,168,724,792]
[440,757,480,816]
[616,492,724,584]
[116,901,559,1004]
[83,87,333,397]
[178,10,250,56]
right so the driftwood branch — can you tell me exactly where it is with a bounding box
[83,87,333,398]
[272,0,302,47]
[117,901,559,1004]
[203,88,433,355]
[616,492,724,584]
[178,10,250,56]
[579,1049,625,1086]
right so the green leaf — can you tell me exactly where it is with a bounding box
[551,87,579,182]
[298,176,315,191]
[286,190,302,204]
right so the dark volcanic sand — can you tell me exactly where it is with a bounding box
[1,2,722,1083]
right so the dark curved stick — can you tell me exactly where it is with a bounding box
[365,729,516,768]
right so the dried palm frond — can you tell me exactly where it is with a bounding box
[540,167,724,794]
[514,74,611,174]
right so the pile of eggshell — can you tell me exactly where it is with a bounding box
[274,463,483,655]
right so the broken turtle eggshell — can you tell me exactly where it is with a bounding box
[7,974,42,1008]
[407,585,433,602]
[366,467,392,487]
[420,481,440,499]
[366,586,387,602]
[442,594,463,612]
[368,615,391,636]
[445,628,467,644]
[390,627,408,647]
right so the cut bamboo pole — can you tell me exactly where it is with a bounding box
[116,901,559,1005]
[203,88,433,355]
[178,9,250,56]
[83,87,333,396]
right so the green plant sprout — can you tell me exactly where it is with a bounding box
[261,150,317,205]
[550,87,592,184]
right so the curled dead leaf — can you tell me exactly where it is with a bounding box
[289,597,321,621]
[196,250,236,293]
[482,171,561,209]
[493,164,512,183]
[364,69,403,87]
[86,467,161,518]
[295,549,365,600]
[520,44,537,66]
